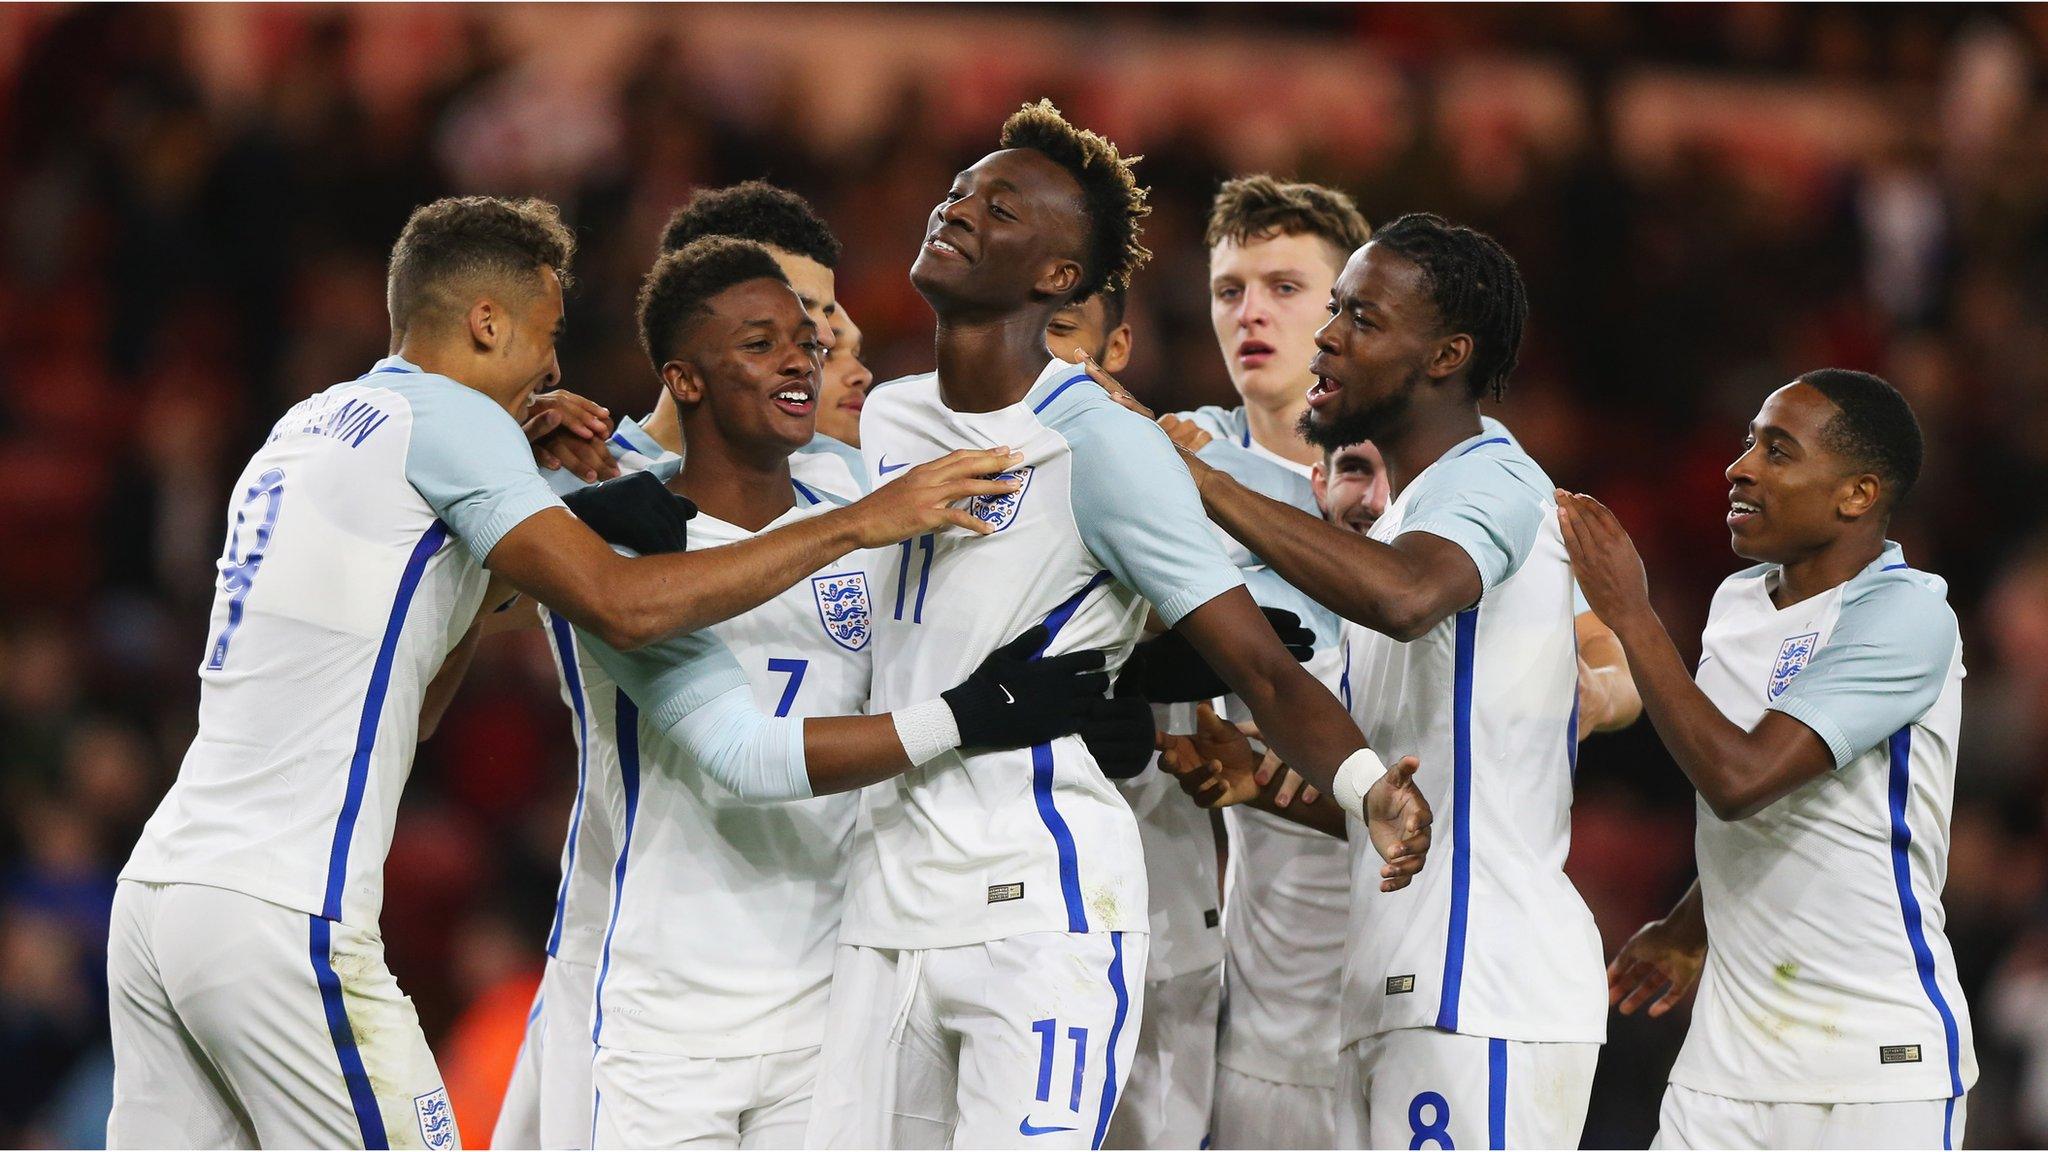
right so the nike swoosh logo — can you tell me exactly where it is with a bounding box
[1019,1119,1076,1137]
[878,456,911,474]
[1000,685,1016,705]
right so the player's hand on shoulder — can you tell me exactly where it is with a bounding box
[562,471,696,556]
[1556,490,1651,628]
[941,625,1112,751]
[1155,413,1212,454]
[1073,352,1152,419]
[1363,754,1431,891]
[1609,915,1708,1018]
[525,389,619,484]
[850,447,1025,547]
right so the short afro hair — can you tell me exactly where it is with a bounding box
[658,181,841,267]
[387,196,575,335]
[1367,213,1527,402]
[1796,368,1925,510]
[999,98,1151,303]
[1205,176,1371,263]
[635,237,789,371]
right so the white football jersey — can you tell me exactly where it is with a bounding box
[1673,543,1976,1104]
[122,356,564,928]
[1115,703,1222,981]
[538,417,681,969]
[840,360,1245,950]
[791,433,870,505]
[1176,410,1356,1087]
[561,496,875,1059]
[1339,419,1605,1047]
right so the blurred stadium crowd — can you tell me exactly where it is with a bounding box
[3,4,2048,1147]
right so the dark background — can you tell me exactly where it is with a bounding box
[2,4,2046,1145]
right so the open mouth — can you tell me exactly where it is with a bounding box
[1727,496,1761,529]
[1236,339,1274,367]
[1306,374,1344,408]
[772,386,816,417]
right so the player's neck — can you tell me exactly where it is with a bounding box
[391,338,524,417]
[1243,397,1317,466]
[931,313,1055,413]
[672,428,794,533]
[1772,533,1885,610]
[642,391,684,456]
[1380,400,1484,497]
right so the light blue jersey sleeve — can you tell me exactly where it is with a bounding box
[577,624,814,802]
[1767,569,1959,768]
[400,376,566,558]
[544,416,682,498]
[1052,389,1246,626]
[1242,563,1344,655]
[1399,444,1550,595]
[1194,439,1322,517]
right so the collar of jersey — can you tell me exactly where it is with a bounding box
[368,354,423,376]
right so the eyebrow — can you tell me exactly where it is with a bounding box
[1751,421,1801,446]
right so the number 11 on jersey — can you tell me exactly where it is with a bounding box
[206,468,286,670]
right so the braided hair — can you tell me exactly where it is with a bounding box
[1367,213,1527,401]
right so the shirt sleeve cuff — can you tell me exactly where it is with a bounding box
[1151,573,1247,629]
[1398,518,1508,594]
[1765,694,1856,769]
[466,490,569,560]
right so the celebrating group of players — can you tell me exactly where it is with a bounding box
[102,99,1977,1151]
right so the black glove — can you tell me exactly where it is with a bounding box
[562,471,697,556]
[1079,691,1156,780]
[942,625,1110,750]
[1120,607,1316,703]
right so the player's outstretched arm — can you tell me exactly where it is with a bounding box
[1557,492,1834,819]
[1184,455,1481,641]
[1171,588,1431,887]
[1609,880,1707,1017]
[488,448,1025,650]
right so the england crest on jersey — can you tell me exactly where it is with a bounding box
[414,1088,456,1151]
[1768,632,1820,698]
[967,465,1035,532]
[812,571,873,651]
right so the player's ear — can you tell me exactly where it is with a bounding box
[467,298,502,353]
[661,360,704,407]
[1836,471,1883,522]
[1037,258,1083,300]
[1102,325,1134,375]
[1310,461,1330,506]
[1426,333,1473,382]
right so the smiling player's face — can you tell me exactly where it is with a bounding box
[1312,440,1390,535]
[1043,295,1131,374]
[502,266,565,406]
[1724,382,1866,565]
[911,148,1086,313]
[689,278,824,456]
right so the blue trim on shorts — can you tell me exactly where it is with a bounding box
[1487,1037,1508,1149]
[324,520,448,921]
[309,916,389,1148]
[1091,932,1130,1150]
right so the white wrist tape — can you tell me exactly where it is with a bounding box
[1330,746,1387,822]
[893,698,963,767]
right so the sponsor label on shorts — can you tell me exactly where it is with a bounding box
[1386,974,1416,995]
[1880,1044,1923,1065]
[988,882,1025,904]
[1203,908,1220,929]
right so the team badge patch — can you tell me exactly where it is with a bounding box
[967,466,1034,532]
[414,1088,456,1151]
[1768,632,1820,698]
[812,571,873,652]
